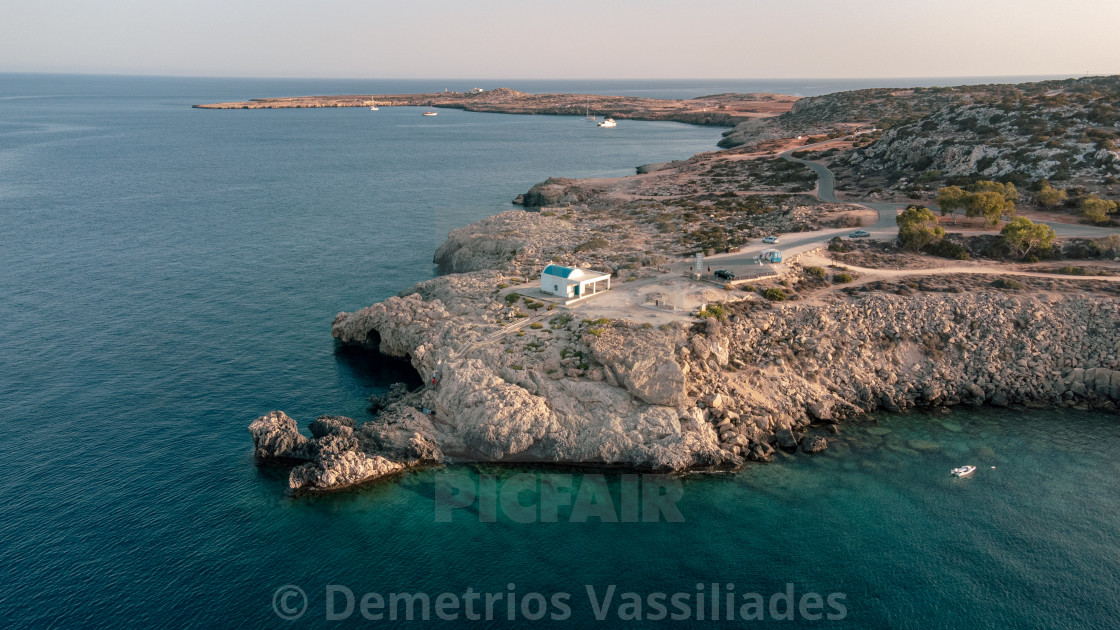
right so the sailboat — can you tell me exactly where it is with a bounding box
[584,99,596,122]
[423,100,438,116]
[369,104,379,111]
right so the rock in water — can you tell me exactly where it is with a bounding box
[289,451,405,492]
[248,411,312,460]
[801,435,829,454]
[776,427,800,450]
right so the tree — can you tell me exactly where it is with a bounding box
[965,191,1012,227]
[937,186,967,223]
[970,180,1019,204]
[1080,195,1118,224]
[1000,217,1056,258]
[897,205,946,251]
[1035,180,1068,208]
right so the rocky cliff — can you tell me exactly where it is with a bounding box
[253,270,1120,492]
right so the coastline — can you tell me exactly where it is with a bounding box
[247,84,1120,494]
[194,88,798,127]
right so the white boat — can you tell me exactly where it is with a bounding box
[598,118,616,128]
[369,105,379,111]
[950,465,976,477]
[423,111,438,116]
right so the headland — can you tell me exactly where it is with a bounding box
[243,76,1120,493]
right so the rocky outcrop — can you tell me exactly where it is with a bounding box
[250,410,436,492]
[314,281,1120,495]
[519,178,601,208]
[289,451,405,492]
[586,326,688,406]
[249,411,312,460]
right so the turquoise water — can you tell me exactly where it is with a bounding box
[2,74,1118,628]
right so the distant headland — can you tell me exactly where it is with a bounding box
[193,88,798,127]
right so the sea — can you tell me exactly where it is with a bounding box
[1,73,1116,629]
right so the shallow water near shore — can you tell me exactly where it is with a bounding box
[2,74,1120,628]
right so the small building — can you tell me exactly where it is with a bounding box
[540,264,611,300]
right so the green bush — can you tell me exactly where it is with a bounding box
[925,239,970,260]
[760,288,788,301]
[529,322,544,329]
[698,303,728,320]
[574,237,610,252]
[991,278,1023,290]
[827,236,850,253]
[504,292,521,305]
[832,273,854,283]
[804,266,826,278]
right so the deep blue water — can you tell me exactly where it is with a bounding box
[2,74,1118,629]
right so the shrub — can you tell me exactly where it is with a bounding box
[805,266,826,278]
[925,239,970,260]
[574,237,610,252]
[698,303,728,320]
[525,301,544,310]
[529,322,544,329]
[991,278,1023,290]
[827,236,850,252]
[760,288,788,301]
[504,292,521,305]
[832,273,854,283]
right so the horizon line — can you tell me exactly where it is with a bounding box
[0,70,1102,84]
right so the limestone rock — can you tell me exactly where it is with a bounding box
[248,411,312,460]
[289,451,405,492]
[801,435,829,454]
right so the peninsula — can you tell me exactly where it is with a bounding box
[195,88,797,127]
[244,76,1120,493]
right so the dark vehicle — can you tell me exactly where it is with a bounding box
[714,269,736,280]
[849,230,871,238]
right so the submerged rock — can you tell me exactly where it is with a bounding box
[801,435,829,454]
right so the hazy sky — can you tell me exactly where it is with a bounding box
[3,0,1118,79]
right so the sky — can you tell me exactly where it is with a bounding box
[2,0,1119,79]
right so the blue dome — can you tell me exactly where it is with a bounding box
[543,264,577,278]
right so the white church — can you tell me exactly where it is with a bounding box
[540,264,611,301]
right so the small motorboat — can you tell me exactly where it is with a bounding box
[951,465,976,477]
[369,105,379,111]
[422,111,438,116]
[598,117,616,128]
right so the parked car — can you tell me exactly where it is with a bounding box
[849,230,871,238]
[762,235,780,244]
[714,269,736,280]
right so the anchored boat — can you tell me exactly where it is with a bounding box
[950,465,976,477]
